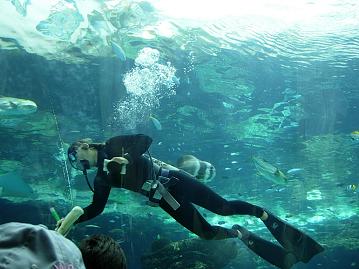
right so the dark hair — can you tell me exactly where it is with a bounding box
[79,234,127,269]
[68,138,104,155]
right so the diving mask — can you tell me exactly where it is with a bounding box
[68,148,90,171]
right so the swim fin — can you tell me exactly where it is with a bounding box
[233,224,297,269]
[263,211,324,263]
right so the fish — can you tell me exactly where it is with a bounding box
[109,228,125,234]
[150,155,204,177]
[176,155,200,176]
[346,184,357,192]
[272,102,286,111]
[253,157,288,185]
[176,155,216,183]
[84,224,101,229]
[350,131,359,141]
[0,96,37,116]
[265,185,286,192]
[196,161,216,182]
[149,115,162,130]
[287,168,304,175]
[111,41,126,61]
[0,171,36,198]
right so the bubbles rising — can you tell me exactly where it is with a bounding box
[114,48,177,130]
[135,47,160,67]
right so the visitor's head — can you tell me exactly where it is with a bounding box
[0,222,86,269]
[79,234,127,269]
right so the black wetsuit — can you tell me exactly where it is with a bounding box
[77,134,264,240]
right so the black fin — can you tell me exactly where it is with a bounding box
[233,224,297,269]
[263,212,324,263]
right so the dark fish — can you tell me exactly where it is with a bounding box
[0,172,36,198]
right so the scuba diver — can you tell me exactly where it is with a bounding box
[65,134,324,269]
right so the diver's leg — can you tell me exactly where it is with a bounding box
[261,212,324,263]
[169,171,323,263]
[170,171,264,217]
[158,198,238,240]
[232,224,297,269]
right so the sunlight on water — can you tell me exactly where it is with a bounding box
[152,0,354,22]
[114,47,176,129]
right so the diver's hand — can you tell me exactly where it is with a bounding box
[111,157,129,165]
[104,157,129,175]
[111,157,129,175]
[55,206,84,237]
[55,218,64,232]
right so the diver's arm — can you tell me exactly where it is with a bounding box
[107,134,153,164]
[76,175,111,223]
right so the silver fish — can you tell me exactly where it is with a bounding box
[287,168,304,175]
[253,157,288,185]
[149,115,162,130]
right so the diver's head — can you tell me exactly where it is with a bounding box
[67,138,98,171]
